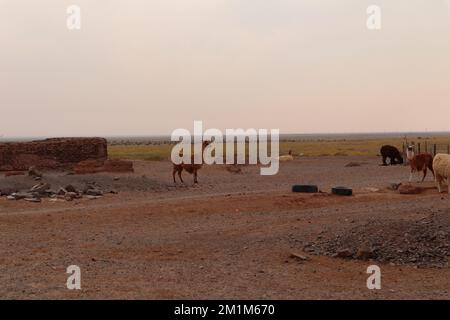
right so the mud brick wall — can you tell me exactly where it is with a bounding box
[0,138,108,171]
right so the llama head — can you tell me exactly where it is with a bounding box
[406,145,415,160]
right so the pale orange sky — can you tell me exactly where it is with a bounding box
[1,0,450,137]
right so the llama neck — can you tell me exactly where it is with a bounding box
[406,149,415,161]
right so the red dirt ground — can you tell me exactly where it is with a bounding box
[1,156,449,299]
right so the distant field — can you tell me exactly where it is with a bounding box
[108,136,450,160]
[108,144,173,161]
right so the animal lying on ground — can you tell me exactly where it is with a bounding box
[406,146,434,182]
[380,145,404,166]
[433,153,450,194]
[172,141,210,184]
[278,150,294,161]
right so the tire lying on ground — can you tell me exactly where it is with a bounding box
[332,186,353,196]
[292,185,319,193]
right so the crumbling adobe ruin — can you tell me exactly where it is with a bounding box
[0,138,108,171]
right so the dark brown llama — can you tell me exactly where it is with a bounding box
[380,145,404,166]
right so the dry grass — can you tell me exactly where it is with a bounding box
[108,144,172,161]
[108,136,450,161]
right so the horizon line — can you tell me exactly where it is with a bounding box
[2,130,450,140]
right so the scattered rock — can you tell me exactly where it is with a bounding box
[0,188,18,196]
[83,184,95,193]
[364,187,380,193]
[86,195,102,200]
[64,184,77,193]
[356,242,374,260]
[64,192,79,201]
[290,252,310,261]
[303,246,315,253]
[28,166,42,178]
[398,184,423,195]
[9,192,32,200]
[310,214,450,268]
[226,165,242,174]
[30,183,51,194]
[85,189,103,196]
[345,162,362,167]
[1,178,115,203]
[334,249,353,258]
[388,182,402,191]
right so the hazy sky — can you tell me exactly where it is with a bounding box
[1,0,450,137]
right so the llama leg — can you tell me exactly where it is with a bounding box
[421,168,427,182]
[409,170,413,182]
[382,156,387,166]
[178,169,184,183]
[193,170,198,184]
[172,168,177,183]
[436,175,442,193]
[429,163,435,180]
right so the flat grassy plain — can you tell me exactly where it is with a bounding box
[108,144,173,161]
[108,136,450,160]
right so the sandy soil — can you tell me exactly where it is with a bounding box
[1,156,450,299]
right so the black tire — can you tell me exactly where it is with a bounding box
[332,186,353,196]
[292,185,319,193]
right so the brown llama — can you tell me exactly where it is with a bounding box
[172,141,211,184]
[406,146,434,182]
